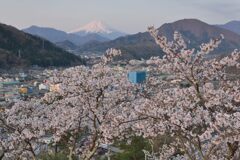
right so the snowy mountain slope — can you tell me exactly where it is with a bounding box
[69,21,126,40]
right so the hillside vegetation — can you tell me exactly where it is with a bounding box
[0,23,84,68]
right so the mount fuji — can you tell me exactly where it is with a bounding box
[69,21,127,40]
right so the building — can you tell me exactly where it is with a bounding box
[128,71,147,84]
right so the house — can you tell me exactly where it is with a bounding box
[39,83,49,91]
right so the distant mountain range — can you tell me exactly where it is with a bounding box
[22,21,127,48]
[77,19,240,60]
[24,19,240,60]
[1,19,240,68]
[215,20,240,35]
[0,23,83,68]
[23,25,109,46]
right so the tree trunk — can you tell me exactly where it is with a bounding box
[68,147,74,160]
[83,144,99,160]
[227,142,238,160]
[0,153,4,160]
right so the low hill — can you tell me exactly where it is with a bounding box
[0,23,83,68]
[55,40,78,51]
[158,19,240,56]
[78,32,159,59]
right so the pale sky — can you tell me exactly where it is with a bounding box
[0,0,240,33]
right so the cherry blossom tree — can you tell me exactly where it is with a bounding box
[111,27,240,160]
[0,49,138,160]
[40,49,138,160]
[0,99,51,160]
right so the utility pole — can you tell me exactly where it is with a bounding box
[18,49,21,58]
[42,39,45,50]
[107,146,111,160]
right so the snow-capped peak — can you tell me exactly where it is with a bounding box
[69,20,113,34]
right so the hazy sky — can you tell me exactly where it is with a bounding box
[0,0,240,33]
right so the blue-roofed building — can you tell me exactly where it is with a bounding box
[128,71,146,84]
[0,81,20,86]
